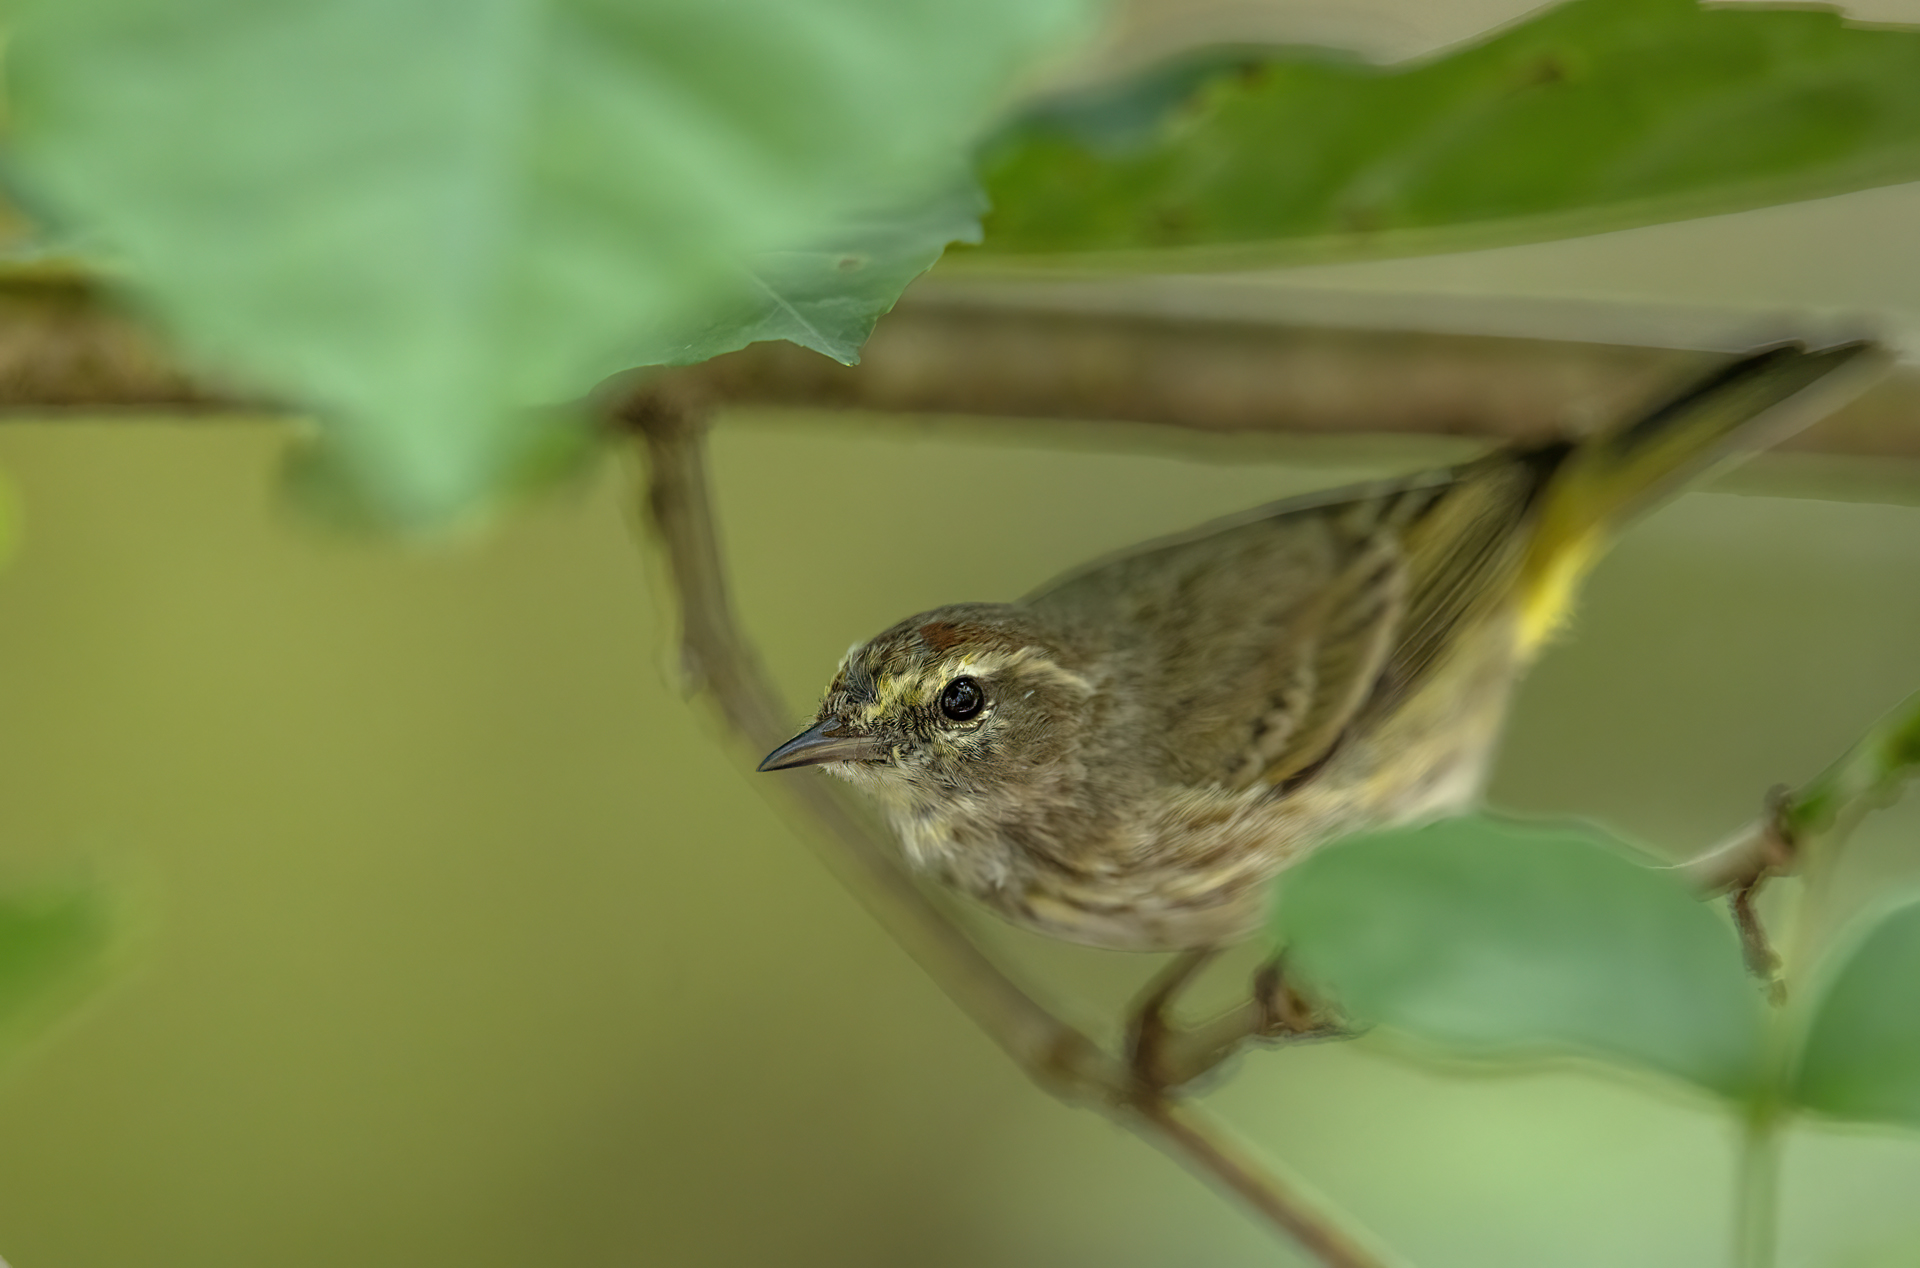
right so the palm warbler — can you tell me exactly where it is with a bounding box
[760,343,1886,952]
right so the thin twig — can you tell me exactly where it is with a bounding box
[1130,1098,1400,1268]
[616,385,1392,1268]
[1779,688,1920,840]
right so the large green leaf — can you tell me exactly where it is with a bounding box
[626,175,984,369]
[1793,897,1920,1130]
[0,882,116,1061]
[1273,815,1767,1098]
[975,0,1920,265]
[5,0,1088,524]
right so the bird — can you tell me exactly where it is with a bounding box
[758,342,1886,955]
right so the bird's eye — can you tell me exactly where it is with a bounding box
[939,676,985,721]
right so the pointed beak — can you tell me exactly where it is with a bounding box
[757,718,886,772]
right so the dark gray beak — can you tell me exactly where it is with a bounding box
[757,718,886,771]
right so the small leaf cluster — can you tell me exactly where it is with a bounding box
[1275,811,1920,1132]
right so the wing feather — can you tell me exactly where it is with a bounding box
[1242,536,1406,787]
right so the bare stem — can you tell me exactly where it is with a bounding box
[616,386,1392,1268]
[1733,1103,1782,1268]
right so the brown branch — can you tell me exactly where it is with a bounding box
[616,383,1393,1268]
[656,286,1920,460]
[5,274,1917,469]
[0,275,251,412]
[676,293,1707,444]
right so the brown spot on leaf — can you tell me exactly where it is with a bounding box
[1515,53,1570,91]
[1338,202,1383,235]
[1150,205,1193,242]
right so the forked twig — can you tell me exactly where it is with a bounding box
[1680,691,1920,990]
[615,385,1394,1268]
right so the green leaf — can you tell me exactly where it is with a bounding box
[627,175,985,369]
[6,0,1089,525]
[1793,897,1920,1129]
[0,882,117,1061]
[976,0,1920,265]
[1273,815,1767,1097]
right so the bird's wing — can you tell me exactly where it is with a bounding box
[1231,533,1406,787]
[1026,464,1553,793]
[1221,461,1555,789]
[1025,486,1417,791]
[1365,454,1552,713]
[1134,513,1413,792]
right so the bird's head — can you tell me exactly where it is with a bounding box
[759,604,1096,818]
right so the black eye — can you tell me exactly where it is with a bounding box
[939,676,985,721]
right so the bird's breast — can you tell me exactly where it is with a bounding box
[888,782,1322,951]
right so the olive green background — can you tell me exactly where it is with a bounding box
[5,20,1920,1256]
[0,376,1915,1267]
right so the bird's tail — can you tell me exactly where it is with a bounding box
[1517,340,1890,650]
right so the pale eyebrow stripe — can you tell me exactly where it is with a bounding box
[956,648,1095,697]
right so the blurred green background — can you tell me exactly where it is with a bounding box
[6,1,1920,1264]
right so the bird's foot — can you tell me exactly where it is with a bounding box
[1252,955,1349,1043]
[1124,950,1353,1101]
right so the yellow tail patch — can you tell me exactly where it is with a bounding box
[1519,532,1599,654]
